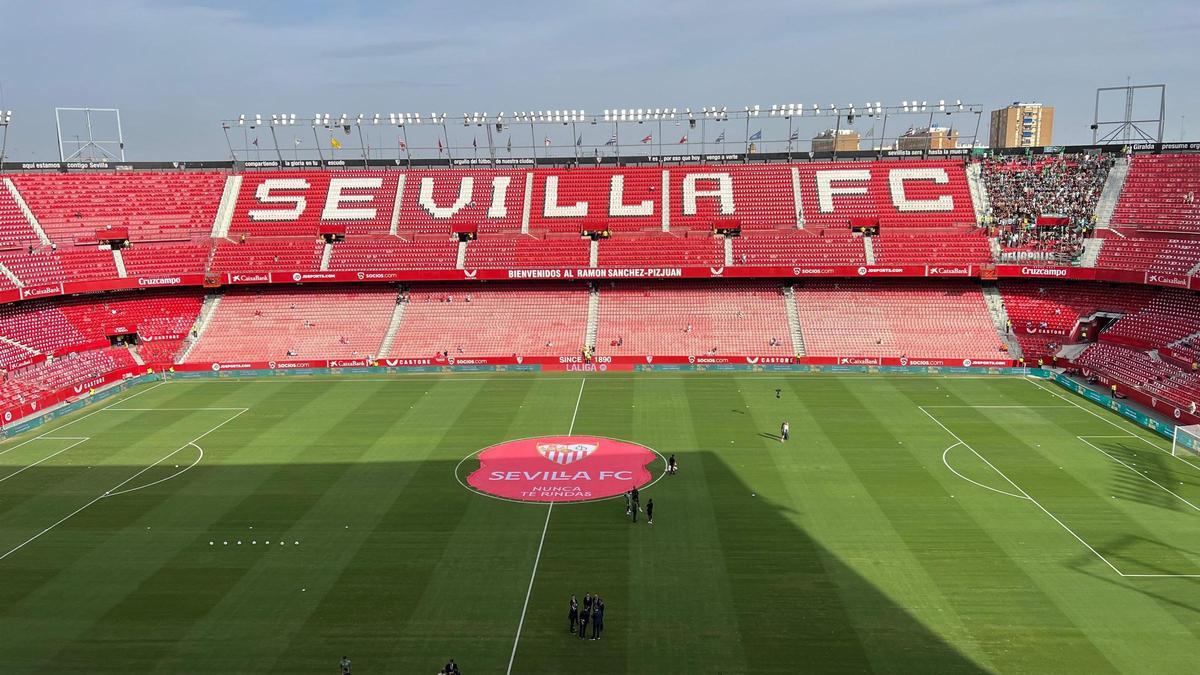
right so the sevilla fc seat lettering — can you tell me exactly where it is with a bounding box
[240,164,966,227]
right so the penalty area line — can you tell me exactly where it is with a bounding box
[507,377,586,675]
[0,407,247,563]
[920,405,1126,578]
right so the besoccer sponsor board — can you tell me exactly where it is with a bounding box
[467,436,656,502]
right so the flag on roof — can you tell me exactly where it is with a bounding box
[678,135,688,144]
[397,136,407,150]
[506,136,512,152]
[715,131,726,143]
[749,129,762,141]
[293,137,302,146]
[544,136,552,146]
[472,137,478,149]
[576,134,583,147]
[641,134,652,144]
[251,137,259,147]
[604,133,617,146]
[437,137,444,153]
[330,136,342,150]
[789,130,799,141]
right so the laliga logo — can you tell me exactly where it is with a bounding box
[537,442,597,465]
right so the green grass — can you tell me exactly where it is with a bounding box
[0,372,1198,673]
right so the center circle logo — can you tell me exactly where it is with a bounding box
[466,436,657,502]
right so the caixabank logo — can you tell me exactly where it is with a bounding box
[464,435,658,502]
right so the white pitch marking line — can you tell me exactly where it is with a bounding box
[0,438,90,484]
[1026,377,1200,473]
[941,442,1028,500]
[507,377,586,675]
[0,381,168,458]
[1076,436,1200,512]
[105,407,248,411]
[106,442,204,498]
[0,407,247,562]
[925,405,1078,408]
[920,405,1126,577]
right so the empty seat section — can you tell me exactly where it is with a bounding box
[872,230,991,265]
[328,238,459,270]
[388,284,588,357]
[0,182,39,249]
[796,160,975,229]
[464,237,589,269]
[1100,289,1200,349]
[595,280,792,355]
[210,240,323,274]
[1076,342,1200,409]
[10,172,224,243]
[1112,154,1200,233]
[186,286,397,362]
[1095,234,1200,275]
[0,347,139,410]
[793,279,1005,359]
[0,248,117,286]
[597,235,722,267]
[999,280,1158,358]
[121,243,211,277]
[731,232,865,266]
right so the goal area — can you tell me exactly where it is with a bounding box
[1172,423,1200,457]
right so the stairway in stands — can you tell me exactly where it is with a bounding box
[1079,238,1105,267]
[176,293,223,363]
[782,284,806,356]
[377,293,408,357]
[1093,156,1129,230]
[982,285,1022,359]
[585,284,600,350]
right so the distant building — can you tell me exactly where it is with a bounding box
[989,102,1054,148]
[897,126,959,151]
[811,129,860,152]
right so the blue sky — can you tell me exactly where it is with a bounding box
[0,0,1195,160]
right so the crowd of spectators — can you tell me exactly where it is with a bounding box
[981,153,1115,262]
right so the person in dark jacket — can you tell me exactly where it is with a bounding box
[591,599,603,639]
[568,594,578,633]
[578,598,589,639]
[646,498,654,525]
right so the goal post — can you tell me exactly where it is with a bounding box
[1172,424,1200,458]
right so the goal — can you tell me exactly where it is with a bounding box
[1172,423,1200,457]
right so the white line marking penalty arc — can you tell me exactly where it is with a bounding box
[941,442,1028,500]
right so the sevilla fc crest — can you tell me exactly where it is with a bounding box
[537,442,597,465]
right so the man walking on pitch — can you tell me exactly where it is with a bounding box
[646,498,654,525]
[667,454,678,475]
[780,420,790,442]
[339,656,352,674]
[569,594,578,634]
[631,486,641,522]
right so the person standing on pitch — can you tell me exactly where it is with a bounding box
[578,597,590,639]
[780,420,790,442]
[624,490,633,518]
[631,486,641,522]
[646,498,654,525]
[667,454,678,475]
[775,388,781,399]
[339,656,352,674]
[569,594,578,634]
[591,597,603,639]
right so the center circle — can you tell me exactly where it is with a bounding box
[465,436,658,503]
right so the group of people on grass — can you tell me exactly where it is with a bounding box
[568,593,607,640]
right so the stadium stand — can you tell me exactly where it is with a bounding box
[0,183,40,249]
[792,279,1006,359]
[594,280,793,355]
[597,234,723,268]
[999,281,1158,359]
[1093,233,1200,276]
[186,286,396,362]
[0,347,138,408]
[121,242,211,277]
[871,229,991,265]
[9,172,224,243]
[1111,154,1200,233]
[1099,288,1200,350]
[209,239,323,274]
[388,283,589,357]
[0,248,118,285]
[328,237,459,270]
[0,290,201,356]
[464,236,590,269]
[395,170,527,236]
[229,171,401,238]
[730,231,866,266]
[1076,342,1200,410]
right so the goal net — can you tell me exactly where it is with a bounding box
[1172,423,1200,458]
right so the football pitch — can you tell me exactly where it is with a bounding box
[0,373,1198,674]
